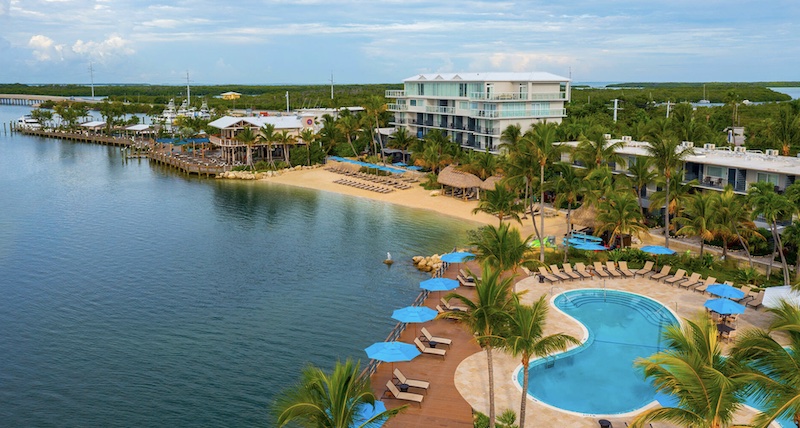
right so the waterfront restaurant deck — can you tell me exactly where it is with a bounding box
[370,262,481,427]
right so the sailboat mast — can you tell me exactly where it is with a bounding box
[186,71,191,105]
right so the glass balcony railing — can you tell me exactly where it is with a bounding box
[385,90,405,97]
[387,103,407,111]
[497,108,566,118]
[425,106,455,114]
[468,92,567,101]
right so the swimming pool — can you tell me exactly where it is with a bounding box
[516,289,679,416]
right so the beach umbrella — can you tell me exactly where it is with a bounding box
[391,306,437,336]
[420,277,460,299]
[704,298,746,315]
[574,242,608,251]
[706,283,746,300]
[352,400,388,428]
[440,251,475,264]
[640,245,677,255]
[365,341,420,373]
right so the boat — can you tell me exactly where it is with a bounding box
[16,115,42,130]
[698,84,711,104]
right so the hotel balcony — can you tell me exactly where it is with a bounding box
[385,90,406,97]
[498,108,567,118]
[468,92,567,101]
[425,106,456,114]
[388,103,407,111]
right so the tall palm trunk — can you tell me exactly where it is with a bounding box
[664,176,671,248]
[771,222,791,285]
[734,224,754,267]
[564,205,573,263]
[519,355,531,428]
[527,182,542,246]
[284,143,290,166]
[539,163,546,263]
[346,135,358,157]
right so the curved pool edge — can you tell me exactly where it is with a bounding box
[512,288,682,418]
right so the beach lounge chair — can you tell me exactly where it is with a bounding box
[592,262,611,278]
[393,368,430,393]
[617,261,635,277]
[650,265,672,281]
[414,338,446,358]
[605,261,623,277]
[385,380,424,406]
[564,263,590,279]
[537,267,560,283]
[634,261,654,277]
[735,286,753,304]
[459,269,476,282]
[678,272,702,289]
[457,274,475,287]
[440,298,468,312]
[746,290,765,310]
[693,276,717,294]
[420,327,452,347]
[664,269,687,285]
[549,265,573,281]
[575,263,594,279]
[557,264,581,280]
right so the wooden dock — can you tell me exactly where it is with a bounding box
[371,262,481,427]
[18,128,134,147]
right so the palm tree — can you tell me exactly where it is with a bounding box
[388,127,415,151]
[469,223,535,283]
[596,192,648,249]
[472,183,524,225]
[675,192,719,257]
[550,163,586,262]
[499,124,524,153]
[768,106,800,156]
[362,96,387,158]
[275,129,297,166]
[630,315,748,428]
[258,123,278,169]
[644,133,694,248]
[648,177,699,240]
[299,128,318,166]
[715,185,757,265]
[627,157,657,216]
[781,220,800,284]
[573,130,627,170]
[236,126,257,169]
[439,263,517,428]
[730,301,800,428]
[415,129,457,173]
[336,114,360,157]
[525,122,565,262]
[504,297,580,428]
[748,182,795,286]
[272,358,404,427]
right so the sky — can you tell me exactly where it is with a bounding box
[1,0,798,85]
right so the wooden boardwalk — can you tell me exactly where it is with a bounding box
[372,262,482,427]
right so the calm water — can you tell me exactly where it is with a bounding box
[0,106,473,427]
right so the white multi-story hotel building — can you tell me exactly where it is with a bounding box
[385,72,571,152]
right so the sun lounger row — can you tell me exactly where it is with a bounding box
[333,179,394,193]
[643,266,766,310]
[349,172,413,189]
[384,368,428,406]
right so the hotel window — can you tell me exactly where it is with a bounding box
[417,83,424,96]
[757,172,779,185]
[459,84,468,97]
[518,83,528,99]
[410,100,417,106]
[706,165,725,178]
[486,83,494,99]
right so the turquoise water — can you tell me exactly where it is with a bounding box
[0,106,474,426]
[519,289,678,415]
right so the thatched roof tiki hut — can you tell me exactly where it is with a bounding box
[437,165,484,200]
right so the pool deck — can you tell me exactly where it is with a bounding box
[454,271,788,428]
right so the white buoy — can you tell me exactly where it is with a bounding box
[383,252,393,265]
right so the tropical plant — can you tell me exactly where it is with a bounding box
[503,297,580,428]
[258,123,278,169]
[439,263,518,428]
[387,126,415,150]
[469,223,536,283]
[472,183,524,225]
[627,157,657,216]
[781,219,800,284]
[549,163,586,262]
[630,315,748,428]
[523,122,564,262]
[715,185,757,265]
[299,128,318,166]
[596,192,648,249]
[731,301,800,428]
[644,133,695,248]
[767,106,800,156]
[748,182,795,285]
[272,358,403,427]
[362,95,387,158]
[648,177,699,236]
[336,113,361,157]
[236,126,258,169]
[675,192,719,257]
[275,129,298,165]
[572,129,627,170]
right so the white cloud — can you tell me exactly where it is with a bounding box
[0,0,9,16]
[28,34,65,61]
[72,35,134,60]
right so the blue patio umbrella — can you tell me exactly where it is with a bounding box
[574,242,608,251]
[640,245,677,255]
[704,298,746,315]
[391,306,437,324]
[706,284,746,300]
[352,400,388,428]
[365,341,420,373]
[419,277,459,292]
[440,251,475,264]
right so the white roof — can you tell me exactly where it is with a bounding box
[403,72,570,83]
[80,121,106,128]
[763,286,800,309]
[125,124,152,131]
[208,115,307,130]
[561,139,800,176]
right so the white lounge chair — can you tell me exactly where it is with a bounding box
[414,338,446,358]
[393,368,430,393]
[574,263,593,279]
[650,265,672,281]
[694,276,717,294]
[605,261,623,277]
[420,327,452,347]
[593,262,611,278]
[634,261,654,277]
[549,265,572,281]
[746,290,765,310]
[537,267,560,282]
[617,261,635,277]
[564,263,590,279]
[440,297,468,312]
[678,272,702,289]
[385,380,424,406]
[664,269,687,285]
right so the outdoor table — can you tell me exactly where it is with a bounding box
[398,383,409,393]
[717,323,734,335]
[429,341,439,348]
[599,419,612,428]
